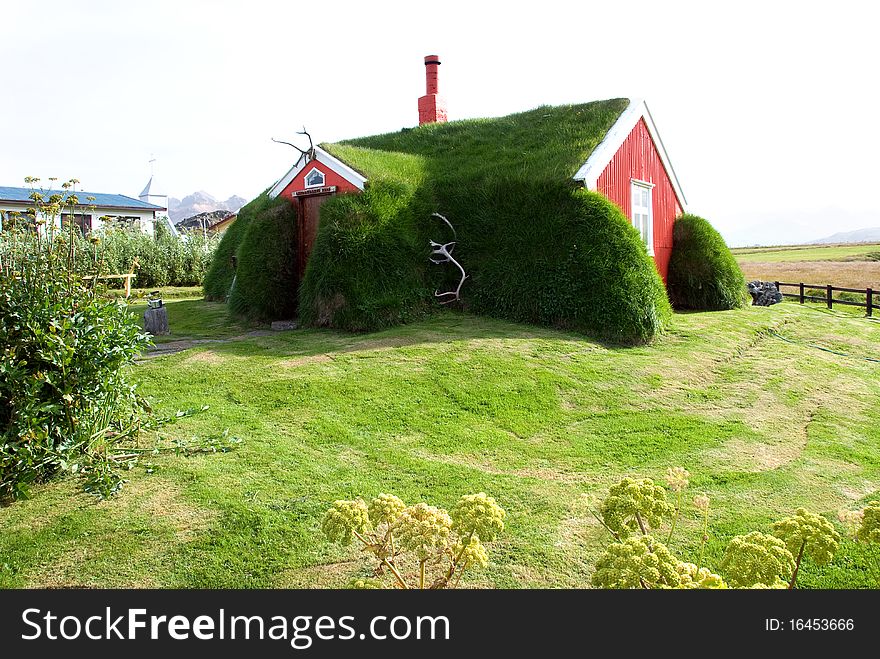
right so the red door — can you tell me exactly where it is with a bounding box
[297,192,334,280]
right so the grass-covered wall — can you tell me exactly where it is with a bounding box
[306,99,671,344]
[203,191,299,320]
[299,179,434,331]
[667,213,748,311]
[203,190,272,300]
[228,197,298,320]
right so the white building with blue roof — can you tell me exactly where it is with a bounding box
[0,185,167,236]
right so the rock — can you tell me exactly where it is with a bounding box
[143,306,170,335]
[747,280,784,306]
[270,320,298,331]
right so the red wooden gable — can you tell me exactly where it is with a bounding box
[278,160,362,200]
[595,117,683,282]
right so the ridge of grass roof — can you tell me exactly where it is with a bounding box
[323,98,629,186]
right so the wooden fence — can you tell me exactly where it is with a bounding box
[775,281,874,317]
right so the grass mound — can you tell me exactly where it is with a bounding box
[228,197,298,321]
[305,98,670,343]
[203,190,273,301]
[667,213,747,311]
[299,180,434,331]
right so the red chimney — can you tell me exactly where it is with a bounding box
[418,55,447,126]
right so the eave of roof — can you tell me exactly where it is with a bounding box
[0,186,165,211]
[572,99,687,208]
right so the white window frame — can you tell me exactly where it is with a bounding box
[304,167,326,189]
[630,179,654,256]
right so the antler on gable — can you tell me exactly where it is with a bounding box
[271,126,316,161]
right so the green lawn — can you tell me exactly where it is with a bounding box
[733,243,880,263]
[1,301,878,588]
[127,296,265,344]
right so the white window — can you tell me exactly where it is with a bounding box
[304,167,325,188]
[630,180,654,255]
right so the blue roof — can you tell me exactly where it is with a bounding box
[0,186,165,211]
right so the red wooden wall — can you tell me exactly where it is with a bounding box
[278,161,361,199]
[595,118,683,282]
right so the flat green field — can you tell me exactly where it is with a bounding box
[734,243,880,290]
[1,300,878,588]
[733,243,880,263]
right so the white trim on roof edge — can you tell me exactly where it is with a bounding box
[572,99,687,209]
[268,146,367,198]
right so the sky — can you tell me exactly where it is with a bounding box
[1,0,878,246]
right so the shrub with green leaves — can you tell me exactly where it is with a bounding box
[721,531,795,588]
[667,213,747,311]
[0,181,150,500]
[321,492,505,589]
[104,222,218,288]
[228,196,298,321]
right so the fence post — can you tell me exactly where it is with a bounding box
[868,288,874,317]
[827,285,833,309]
[799,283,805,304]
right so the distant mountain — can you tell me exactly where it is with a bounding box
[167,191,246,223]
[812,227,880,244]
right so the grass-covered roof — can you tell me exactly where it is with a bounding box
[296,97,672,344]
[324,98,630,186]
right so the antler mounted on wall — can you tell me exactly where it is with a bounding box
[271,126,315,163]
[429,212,467,304]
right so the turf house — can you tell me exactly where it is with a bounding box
[205,55,737,344]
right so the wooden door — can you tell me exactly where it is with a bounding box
[298,193,333,280]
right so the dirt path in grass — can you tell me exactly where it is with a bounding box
[138,330,275,359]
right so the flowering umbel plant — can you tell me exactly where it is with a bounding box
[590,471,846,590]
[676,562,727,589]
[720,532,795,589]
[321,492,505,589]
[591,535,680,589]
[599,477,675,538]
[321,499,371,545]
[857,500,880,544]
[772,508,840,589]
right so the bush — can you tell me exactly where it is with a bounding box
[203,190,273,300]
[228,196,298,321]
[667,213,747,311]
[97,221,218,288]
[299,181,434,331]
[0,189,150,500]
[1,218,218,289]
